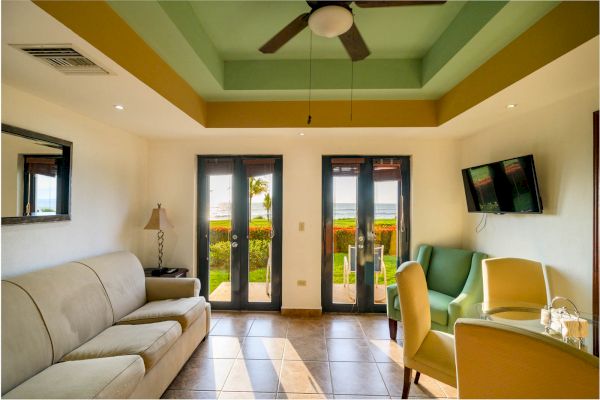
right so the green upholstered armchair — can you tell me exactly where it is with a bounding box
[387,244,487,338]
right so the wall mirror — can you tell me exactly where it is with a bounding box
[1,124,72,225]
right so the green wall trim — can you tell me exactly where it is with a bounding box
[157,0,224,85]
[107,0,568,101]
[224,58,421,90]
[422,1,508,84]
[107,0,223,97]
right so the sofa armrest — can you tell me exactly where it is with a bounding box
[145,277,200,301]
[448,252,487,331]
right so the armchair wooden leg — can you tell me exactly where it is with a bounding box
[402,367,412,399]
[414,371,420,384]
[388,318,398,340]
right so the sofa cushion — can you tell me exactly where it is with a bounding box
[4,355,145,399]
[428,290,453,327]
[4,262,113,363]
[1,281,53,394]
[62,321,181,369]
[426,247,473,298]
[77,251,146,322]
[117,297,206,331]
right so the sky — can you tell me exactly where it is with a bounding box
[334,176,398,204]
[210,174,273,206]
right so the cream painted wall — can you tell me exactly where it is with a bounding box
[459,87,598,313]
[1,84,148,277]
[141,132,465,310]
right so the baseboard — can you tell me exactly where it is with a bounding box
[281,308,322,318]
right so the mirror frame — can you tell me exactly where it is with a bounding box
[1,123,72,225]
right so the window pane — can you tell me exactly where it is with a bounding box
[248,173,273,303]
[208,174,232,302]
[33,174,57,216]
[333,176,357,304]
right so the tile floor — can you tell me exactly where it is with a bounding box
[163,312,457,400]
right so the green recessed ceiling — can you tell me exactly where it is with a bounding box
[108,0,559,101]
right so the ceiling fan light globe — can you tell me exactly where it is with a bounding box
[308,5,353,38]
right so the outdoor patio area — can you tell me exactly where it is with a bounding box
[210,282,388,304]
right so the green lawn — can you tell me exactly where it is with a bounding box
[208,217,398,295]
[209,267,268,295]
[209,252,397,295]
[333,253,397,285]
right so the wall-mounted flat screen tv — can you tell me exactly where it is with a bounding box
[462,155,543,214]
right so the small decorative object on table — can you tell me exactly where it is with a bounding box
[143,267,188,278]
[541,296,589,350]
[144,202,176,276]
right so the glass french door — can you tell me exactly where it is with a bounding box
[197,156,282,310]
[322,156,410,312]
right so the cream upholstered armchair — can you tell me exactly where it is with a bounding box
[455,319,599,399]
[395,261,456,399]
[482,257,549,313]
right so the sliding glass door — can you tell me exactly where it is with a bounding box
[197,156,282,310]
[322,156,410,312]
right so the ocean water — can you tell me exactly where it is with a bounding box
[210,202,397,220]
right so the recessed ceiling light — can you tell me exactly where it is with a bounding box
[299,132,305,136]
[506,104,517,109]
[114,104,125,111]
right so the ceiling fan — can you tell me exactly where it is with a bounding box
[259,1,446,62]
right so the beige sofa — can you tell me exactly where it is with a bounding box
[1,251,211,399]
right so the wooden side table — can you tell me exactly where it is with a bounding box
[144,268,188,278]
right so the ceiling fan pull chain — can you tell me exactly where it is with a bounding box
[307,31,313,125]
[350,59,354,121]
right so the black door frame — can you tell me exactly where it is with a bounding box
[197,155,283,311]
[321,155,411,313]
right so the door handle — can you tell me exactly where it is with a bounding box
[231,242,238,248]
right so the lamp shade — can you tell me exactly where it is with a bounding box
[308,5,353,38]
[144,203,174,230]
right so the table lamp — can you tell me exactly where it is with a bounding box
[144,203,175,275]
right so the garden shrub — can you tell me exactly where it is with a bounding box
[209,241,230,269]
[209,226,230,244]
[209,238,270,271]
[249,239,270,270]
[210,226,272,243]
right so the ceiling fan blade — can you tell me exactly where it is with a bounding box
[355,1,446,7]
[339,23,370,61]
[259,13,310,54]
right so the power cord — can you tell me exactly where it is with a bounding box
[475,213,488,233]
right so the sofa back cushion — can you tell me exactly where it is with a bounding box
[1,281,54,394]
[425,247,473,298]
[78,251,146,322]
[5,262,113,363]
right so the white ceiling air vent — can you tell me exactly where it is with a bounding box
[11,44,109,75]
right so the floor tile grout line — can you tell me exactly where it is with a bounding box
[374,359,393,398]
[219,319,254,394]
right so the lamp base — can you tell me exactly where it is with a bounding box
[151,267,178,276]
